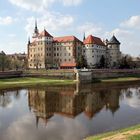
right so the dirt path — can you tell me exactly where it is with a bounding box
[102,128,140,140]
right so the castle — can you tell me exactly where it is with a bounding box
[27,21,121,69]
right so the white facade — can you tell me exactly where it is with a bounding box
[83,35,121,68]
[84,44,106,67]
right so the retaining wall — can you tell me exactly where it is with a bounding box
[0,71,23,78]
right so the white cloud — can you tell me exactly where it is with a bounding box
[1,40,26,54]
[0,16,13,25]
[9,0,55,12]
[120,15,140,29]
[25,12,74,37]
[3,114,88,140]
[108,28,140,56]
[77,22,104,37]
[77,20,140,56]
[9,0,83,12]
[107,28,132,39]
[61,0,83,6]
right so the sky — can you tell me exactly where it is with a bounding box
[0,0,140,56]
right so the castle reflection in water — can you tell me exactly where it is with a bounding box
[28,83,121,126]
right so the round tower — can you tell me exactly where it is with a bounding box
[107,35,121,68]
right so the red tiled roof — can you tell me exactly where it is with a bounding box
[54,36,82,43]
[60,62,76,67]
[84,35,105,46]
[38,29,53,38]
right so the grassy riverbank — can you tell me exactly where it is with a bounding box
[85,124,140,140]
[0,77,75,89]
[0,76,140,89]
[100,77,140,83]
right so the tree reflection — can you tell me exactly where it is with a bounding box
[0,91,11,108]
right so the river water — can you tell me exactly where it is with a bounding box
[0,82,140,140]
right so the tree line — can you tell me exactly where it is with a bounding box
[0,51,139,71]
[76,54,140,69]
[0,51,27,71]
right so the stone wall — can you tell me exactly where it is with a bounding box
[92,69,140,79]
[75,69,92,83]
[0,71,23,78]
[75,69,140,83]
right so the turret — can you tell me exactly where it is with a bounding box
[107,35,121,68]
[33,20,39,38]
[28,37,30,45]
[83,32,85,41]
[108,35,120,46]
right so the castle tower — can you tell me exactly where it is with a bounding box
[107,35,121,68]
[33,20,39,38]
[83,32,85,41]
[27,37,30,58]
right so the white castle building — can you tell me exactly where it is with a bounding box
[83,34,121,68]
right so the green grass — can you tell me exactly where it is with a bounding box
[128,134,140,140]
[0,77,75,89]
[100,77,140,83]
[0,76,140,90]
[86,124,140,140]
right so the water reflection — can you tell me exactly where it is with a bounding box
[0,82,140,140]
[27,83,140,127]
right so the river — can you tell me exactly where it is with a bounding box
[0,82,140,140]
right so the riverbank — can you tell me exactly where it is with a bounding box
[85,124,140,140]
[0,77,140,89]
[100,77,140,83]
[0,77,75,89]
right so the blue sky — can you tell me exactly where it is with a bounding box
[0,0,140,56]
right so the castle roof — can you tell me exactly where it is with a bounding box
[53,36,82,43]
[108,35,120,45]
[38,29,53,38]
[84,35,105,46]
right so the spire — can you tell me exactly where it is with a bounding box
[83,32,85,41]
[35,19,37,28]
[34,19,39,34]
[28,36,30,45]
